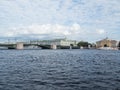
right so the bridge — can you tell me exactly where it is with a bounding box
[0,42,79,50]
[0,42,58,50]
[0,37,80,50]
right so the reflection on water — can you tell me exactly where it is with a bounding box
[0,50,120,90]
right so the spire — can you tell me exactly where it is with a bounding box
[64,35,67,40]
[106,37,108,40]
[105,32,108,39]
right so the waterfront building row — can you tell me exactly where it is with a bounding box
[28,38,78,46]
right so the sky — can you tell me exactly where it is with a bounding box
[0,0,120,42]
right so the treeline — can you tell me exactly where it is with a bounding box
[118,41,120,50]
[77,41,96,48]
[77,41,120,49]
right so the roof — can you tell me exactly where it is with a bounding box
[96,38,117,43]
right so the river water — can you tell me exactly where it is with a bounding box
[0,49,120,90]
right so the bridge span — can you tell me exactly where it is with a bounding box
[0,42,79,50]
[0,42,58,50]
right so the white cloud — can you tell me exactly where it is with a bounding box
[3,23,82,39]
[2,23,110,42]
[96,29,105,34]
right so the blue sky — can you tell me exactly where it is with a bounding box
[0,0,120,42]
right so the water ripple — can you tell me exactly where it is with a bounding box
[0,50,120,90]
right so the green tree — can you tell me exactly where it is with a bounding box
[77,41,91,47]
[118,41,120,47]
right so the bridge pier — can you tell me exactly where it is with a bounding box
[51,44,57,49]
[16,42,24,50]
[70,46,72,49]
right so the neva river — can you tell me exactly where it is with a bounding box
[0,49,120,90]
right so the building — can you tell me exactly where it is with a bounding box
[96,38,118,49]
[29,38,77,46]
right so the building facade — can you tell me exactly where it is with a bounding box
[96,38,118,48]
[29,38,77,46]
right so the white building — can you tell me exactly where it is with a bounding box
[29,38,77,46]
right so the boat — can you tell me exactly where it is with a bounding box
[98,47,118,50]
[24,45,42,50]
[0,47,8,50]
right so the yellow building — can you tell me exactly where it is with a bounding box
[96,38,118,48]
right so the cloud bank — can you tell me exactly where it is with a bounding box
[0,0,120,42]
[1,23,106,42]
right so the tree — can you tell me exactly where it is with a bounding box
[77,41,91,47]
[70,44,73,46]
[118,41,120,47]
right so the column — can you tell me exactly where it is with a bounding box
[51,44,57,49]
[16,42,24,50]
